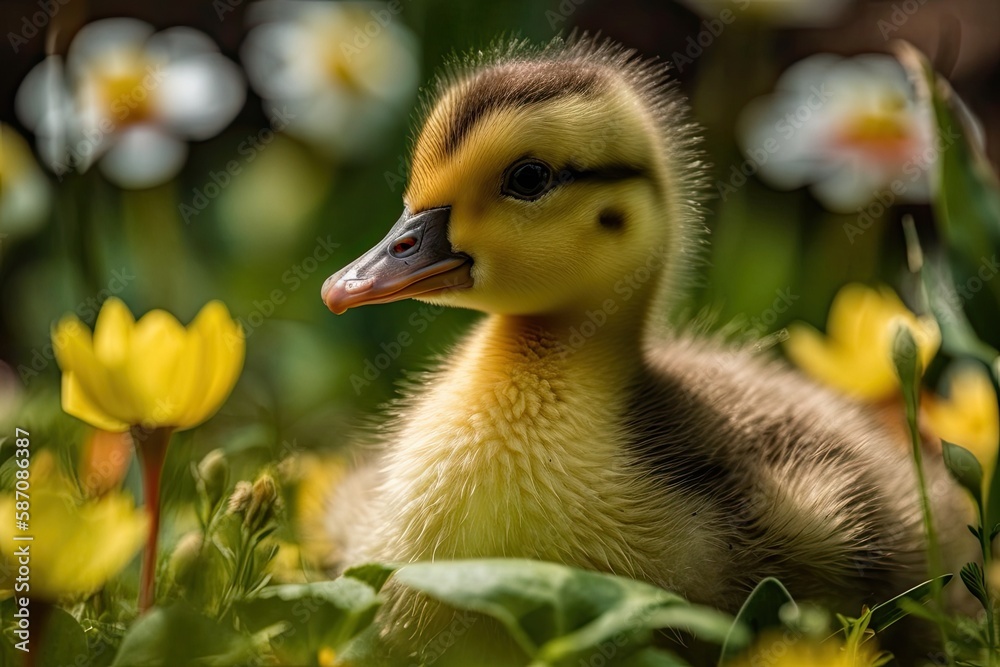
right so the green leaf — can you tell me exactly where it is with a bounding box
[540,600,738,664]
[391,559,736,665]
[942,441,985,509]
[111,605,253,666]
[894,41,1000,537]
[960,563,989,609]
[38,606,88,667]
[236,577,381,664]
[892,324,922,416]
[922,258,999,366]
[720,577,794,661]
[894,43,1000,274]
[868,574,954,632]
[343,562,398,593]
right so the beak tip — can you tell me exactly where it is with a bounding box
[322,273,378,315]
[321,276,347,315]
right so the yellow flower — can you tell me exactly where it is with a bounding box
[731,632,884,667]
[785,283,940,400]
[317,647,338,667]
[290,453,348,567]
[924,365,999,479]
[52,298,244,432]
[0,451,148,601]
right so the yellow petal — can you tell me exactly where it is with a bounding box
[93,297,134,367]
[925,365,1000,474]
[127,310,189,427]
[168,323,207,428]
[62,372,129,432]
[0,478,148,600]
[52,319,129,428]
[52,315,90,375]
[826,283,884,350]
[784,322,897,399]
[92,297,144,422]
[178,301,244,430]
[785,283,940,401]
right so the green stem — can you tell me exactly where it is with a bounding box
[907,406,943,580]
[979,504,997,665]
[902,399,955,662]
[132,426,173,613]
[220,529,253,619]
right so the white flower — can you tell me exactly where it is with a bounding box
[738,53,935,213]
[241,0,419,158]
[15,18,245,189]
[678,0,851,27]
[1,123,50,238]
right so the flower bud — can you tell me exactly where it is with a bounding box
[196,449,229,508]
[168,531,204,587]
[227,481,253,516]
[245,474,279,534]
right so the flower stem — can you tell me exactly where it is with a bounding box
[23,600,52,667]
[132,426,173,613]
[978,503,997,666]
[907,409,943,580]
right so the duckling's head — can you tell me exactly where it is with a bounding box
[323,37,706,322]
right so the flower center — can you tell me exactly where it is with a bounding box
[315,13,367,93]
[833,96,919,163]
[85,53,159,127]
[321,47,365,93]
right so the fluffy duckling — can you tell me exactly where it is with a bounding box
[320,36,969,656]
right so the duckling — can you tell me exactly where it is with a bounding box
[320,36,971,657]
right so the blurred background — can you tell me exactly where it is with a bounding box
[1,0,999,499]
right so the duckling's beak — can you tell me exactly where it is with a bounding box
[322,206,473,314]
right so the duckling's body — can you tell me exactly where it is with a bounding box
[333,319,960,609]
[321,36,970,660]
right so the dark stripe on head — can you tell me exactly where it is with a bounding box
[445,60,602,155]
[560,164,647,184]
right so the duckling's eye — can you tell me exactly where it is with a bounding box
[502,159,553,200]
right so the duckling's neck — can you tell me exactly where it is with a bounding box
[367,303,665,573]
